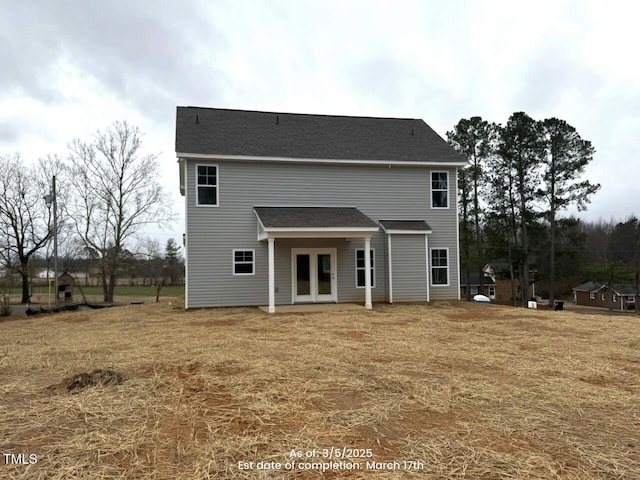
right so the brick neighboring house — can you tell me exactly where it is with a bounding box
[460,274,496,300]
[572,281,637,310]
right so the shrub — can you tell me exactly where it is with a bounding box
[0,293,11,317]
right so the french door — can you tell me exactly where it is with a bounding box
[292,248,337,303]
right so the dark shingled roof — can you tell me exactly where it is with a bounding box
[379,220,432,232]
[460,274,497,286]
[573,281,637,295]
[254,207,378,229]
[176,107,465,164]
[572,281,602,292]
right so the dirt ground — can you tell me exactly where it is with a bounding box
[0,300,638,479]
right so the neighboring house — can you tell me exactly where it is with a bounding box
[572,281,637,310]
[175,107,466,312]
[460,274,497,300]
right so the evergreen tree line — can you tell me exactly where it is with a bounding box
[447,112,601,306]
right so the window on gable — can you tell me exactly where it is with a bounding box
[233,250,254,275]
[431,172,448,208]
[197,165,218,206]
[431,248,448,285]
[355,249,375,288]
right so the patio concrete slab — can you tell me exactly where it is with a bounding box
[258,303,366,314]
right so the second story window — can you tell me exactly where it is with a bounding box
[197,165,218,206]
[431,172,448,208]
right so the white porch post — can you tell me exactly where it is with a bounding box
[268,237,275,313]
[387,234,393,304]
[364,236,372,309]
[425,234,430,303]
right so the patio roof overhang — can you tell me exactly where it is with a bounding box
[254,206,379,240]
[379,219,433,235]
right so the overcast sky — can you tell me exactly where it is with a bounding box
[2,0,639,245]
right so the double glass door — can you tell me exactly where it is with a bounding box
[292,249,337,303]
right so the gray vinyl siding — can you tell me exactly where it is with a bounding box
[390,235,428,302]
[184,159,459,308]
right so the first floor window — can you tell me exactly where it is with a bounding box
[197,165,218,205]
[431,248,448,285]
[613,293,618,302]
[356,249,375,288]
[589,291,596,300]
[233,250,254,275]
[488,286,496,298]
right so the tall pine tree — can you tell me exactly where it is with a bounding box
[447,117,497,299]
[497,112,545,306]
[538,118,599,307]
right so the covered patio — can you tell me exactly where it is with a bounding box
[254,206,379,313]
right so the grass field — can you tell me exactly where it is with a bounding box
[24,285,185,305]
[1,300,639,479]
[72,285,186,297]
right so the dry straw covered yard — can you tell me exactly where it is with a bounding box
[1,300,639,479]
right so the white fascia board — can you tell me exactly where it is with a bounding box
[176,152,467,167]
[254,213,268,241]
[253,210,267,230]
[383,229,433,235]
[264,227,378,232]
[260,228,377,240]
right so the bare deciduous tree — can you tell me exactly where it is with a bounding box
[0,154,58,303]
[138,238,165,302]
[66,121,171,302]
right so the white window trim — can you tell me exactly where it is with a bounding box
[430,247,450,286]
[488,286,496,299]
[355,248,376,288]
[589,291,595,300]
[612,293,617,302]
[232,249,255,276]
[196,163,219,207]
[430,170,449,209]
[601,293,606,301]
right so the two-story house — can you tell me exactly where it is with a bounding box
[176,107,465,312]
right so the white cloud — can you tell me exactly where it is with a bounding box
[1,0,640,234]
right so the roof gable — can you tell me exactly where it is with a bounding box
[175,107,465,165]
